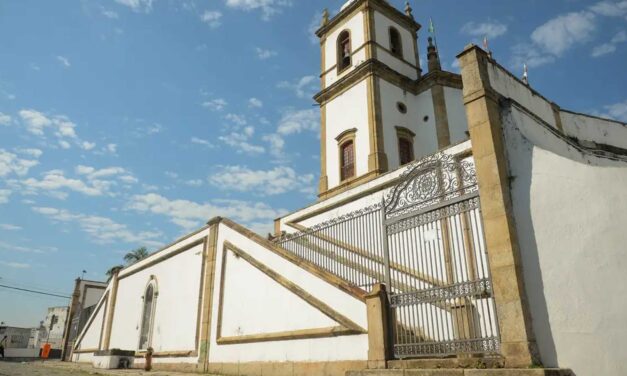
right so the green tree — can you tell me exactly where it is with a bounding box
[123,246,150,265]
[105,265,124,281]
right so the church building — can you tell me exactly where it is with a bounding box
[70,1,627,375]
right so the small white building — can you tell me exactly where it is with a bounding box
[71,1,627,375]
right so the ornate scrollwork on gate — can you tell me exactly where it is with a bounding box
[384,152,478,218]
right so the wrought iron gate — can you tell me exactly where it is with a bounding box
[381,153,500,358]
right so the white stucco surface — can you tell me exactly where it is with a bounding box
[109,229,207,354]
[373,11,418,80]
[324,10,366,87]
[444,87,468,145]
[325,80,370,189]
[502,101,627,376]
[208,223,368,363]
[560,111,627,150]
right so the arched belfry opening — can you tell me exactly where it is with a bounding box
[337,30,352,72]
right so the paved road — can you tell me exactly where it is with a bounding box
[0,361,205,376]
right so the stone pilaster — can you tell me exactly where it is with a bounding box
[457,45,540,367]
[101,270,120,350]
[365,284,391,369]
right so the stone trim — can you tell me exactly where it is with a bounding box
[101,272,118,350]
[431,84,451,148]
[72,348,100,354]
[319,104,329,194]
[365,284,391,367]
[318,170,380,200]
[135,350,198,358]
[457,44,539,367]
[72,289,109,351]
[198,223,219,372]
[214,241,366,345]
[336,127,358,142]
[118,238,206,281]
[367,75,388,174]
[211,218,367,302]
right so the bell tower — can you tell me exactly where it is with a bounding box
[314,0,421,199]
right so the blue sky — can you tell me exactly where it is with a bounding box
[0,0,625,327]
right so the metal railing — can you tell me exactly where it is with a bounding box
[276,203,386,291]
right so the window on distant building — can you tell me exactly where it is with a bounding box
[395,126,415,166]
[389,27,403,58]
[138,279,157,350]
[337,30,352,72]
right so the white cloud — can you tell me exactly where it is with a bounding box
[18,109,95,150]
[531,11,596,56]
[597,99,627,122]
[255,47,277,60]
[127,193,286,232]
[262,133,285,157]
[114,0,155,13]
[307,11,323,44]
[209,165,314,196]
[101,8,119,19]
[511,9,599,68]
[0,224,22,231]
[248,97,263,108]
[17,166,137,199]
[105,143,118,154]
[16,148,43,158]
[225,0,292,20]
[164,171,178,179]
[0,149,39,178]
[0,189,10,204]
[0,261,30,269]
[0,112,11,126]
[277,75,318,99]
[276,108,319,135]
[589,0,627,19]
[592,30,627,57]
[461,21,508,39]
[219,129,265,154]
[185,179,203,187]
[202,98,227,111]
[56,55,71,68]
[33,206,163,247]
[225,113,247,126]
[190,137,215,148]
[0,240,56,254]
[200,10,222,28]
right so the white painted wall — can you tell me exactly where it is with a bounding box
[560,111,627,150]
[444,87,469,145]
[109,229,208,354]
[498,85,627,375]
[208,223,368,363]
[324,10,366,88]
[373,10,418,80]
[325,80,370,189]
[379,79,438,171]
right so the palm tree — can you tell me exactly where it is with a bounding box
[105,265,124,281]
[123,247,150,265]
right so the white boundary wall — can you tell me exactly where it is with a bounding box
[489,61,627,376]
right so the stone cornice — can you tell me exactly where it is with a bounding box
[314,59,462,105]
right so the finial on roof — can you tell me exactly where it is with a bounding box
[405,1,414,19]
[522,63,529,85]
[427,37,441,72]
[321,8,329,27]
[483,36,493,59]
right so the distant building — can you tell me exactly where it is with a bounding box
[0,326,32,349]
[38,306,68,349]
[61,278,107,360]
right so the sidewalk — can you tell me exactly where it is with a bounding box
[0,360,212,376]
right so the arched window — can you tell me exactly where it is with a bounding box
[337,30,352,72]
[389,27,403,58]
[138,280,157,350]
[340,140,355,181]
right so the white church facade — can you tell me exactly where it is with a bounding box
[70,1,627,375]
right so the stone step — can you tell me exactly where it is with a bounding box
[346,369,573,376]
